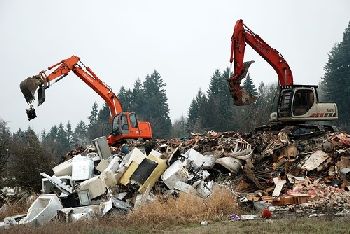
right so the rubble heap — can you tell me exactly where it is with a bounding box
[2,129,350,227]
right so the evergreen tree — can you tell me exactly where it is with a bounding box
[73,120,88,146]
[10,127,54,192]
[322,21,350,129]
[243,73,258,96]
[187,89,208,132]
[66,121,73,147]
[42,125,59,160]
[131,79,146,118]
[253,82,278,127]
[88,102,99,125]
[142,70,171,138]
[87,102,101,140]
[57,123,70,157]
[97,103,111,136]
[206,69,235,131]
[118,86,133,111]
[171,116,187,138]
[0,119,11,181]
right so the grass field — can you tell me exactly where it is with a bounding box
[2,217,350,234]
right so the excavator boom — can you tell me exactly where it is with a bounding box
[229,19,293,105]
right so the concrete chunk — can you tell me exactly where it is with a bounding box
[93,136,112,159]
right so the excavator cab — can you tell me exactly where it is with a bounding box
[274,85,338,122]
[109,112,152,145]
[111,112,138,135]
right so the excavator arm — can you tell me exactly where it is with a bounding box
[228,19,294,105]
[20,55,122,119]
[20,55,153,145]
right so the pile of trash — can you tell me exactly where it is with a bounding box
[2,128,350,228]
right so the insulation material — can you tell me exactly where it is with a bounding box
[196,180,214,198]
[41,175,72,194]
[185,149,215,170]
[119,149,167,193]
[100,156,121,187]
[174,181,197,194]
[58,205,102,223]
[161,160,189,189]
[138,154,167,193]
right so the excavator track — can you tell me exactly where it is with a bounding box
[254,123,338,140]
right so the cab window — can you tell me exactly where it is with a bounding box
[292,89,314,116]
[130,113,138,128]
[121,114,129,131]
[112,115,121,134]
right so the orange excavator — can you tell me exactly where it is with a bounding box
[228,19,337,123]
[19,55,152,145]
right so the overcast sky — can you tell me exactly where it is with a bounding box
[0,0,349,134]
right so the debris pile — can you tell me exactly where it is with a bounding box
[2,129,350,228]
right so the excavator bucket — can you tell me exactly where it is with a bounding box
[235,88,257,106]
[19,75,42,103]
[228,60,257,106]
